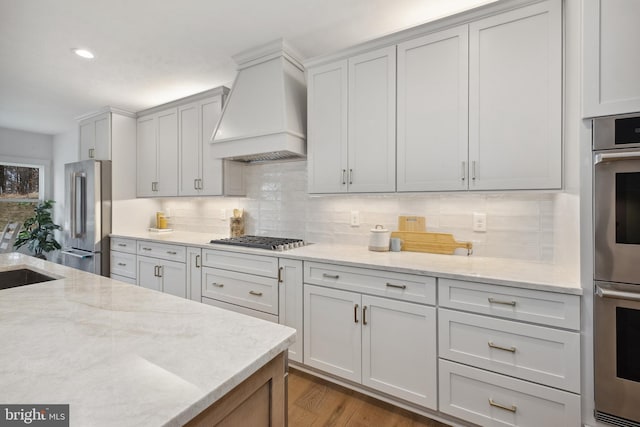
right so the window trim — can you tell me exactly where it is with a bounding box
[0,156,50,202]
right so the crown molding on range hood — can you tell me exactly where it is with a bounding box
[210,39,307,163]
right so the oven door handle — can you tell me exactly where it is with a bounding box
[596,285,640,302]
[594,151,640,165]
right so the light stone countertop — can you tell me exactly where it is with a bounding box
[0,253,296,427]
[111,231,582,295]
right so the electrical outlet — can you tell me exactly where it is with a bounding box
[219,209,227,221]
[473,212,487,232]
[350,211,360,227]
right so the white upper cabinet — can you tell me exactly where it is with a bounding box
[468,0,561,190]
[307,61,348,193]
[347,46,396,193]
[583,0,640,117]
[137,87,243,198]
[136,108,178,197]
[397,26,469,192]
[307,46,396,193]
[79,112,111,161]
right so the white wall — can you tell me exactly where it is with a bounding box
[158,160,573,262]
[0,126,53,199]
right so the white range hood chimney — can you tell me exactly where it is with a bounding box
[210,39,306,162]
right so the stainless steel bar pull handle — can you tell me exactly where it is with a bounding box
[117,262,126,267]
[142,247,152,251]
[157,266,162,278]
[594,150,640,165]
[354,304,359,323]
[212,282,224,288]
[342,169,346,185]
[461,161,466,182]
[71,172,87,238]
[386,283,407,290]
[349,169,353,185]
[167,251,177,255]
[278,266,284,283]
[488,297,516,307]
[472,161,477,181]
[363,306,368,325]
[488,342,516,353]
[153,266,159,277]
[117,243,126,247]
[488,398,517,413]
[249,291,263,296]
[595,285,640,302]
[194,178,198,190]
[323,273,340,279]
[195,255,201,268]
[198,179,203,190]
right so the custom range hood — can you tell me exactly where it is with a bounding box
[210,39,306,162]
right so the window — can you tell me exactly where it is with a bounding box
[0,162,43,201]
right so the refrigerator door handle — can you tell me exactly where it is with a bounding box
[71,172,87,238]
[61,250,94,259]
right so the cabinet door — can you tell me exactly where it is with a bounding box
[79,119,95,161]
[93,113,111,160]
[178,103,200,196]
[397,26,469,192]
[348,46,396,192]
[361,295,437,409]
[156,108,178,197]
[137,255,162,291]
[187,247,202,302]
[200,96,224,196]
[307,61,348,193]
[469,0,561,190]
[278,259,303,363]
[584,0,640,117]
[304,284,361,382]
[161,259,187,298]
[136,115,157,197]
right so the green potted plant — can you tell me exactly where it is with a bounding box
[14,200,62,259]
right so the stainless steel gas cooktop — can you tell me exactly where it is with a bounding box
[209,236,306,251]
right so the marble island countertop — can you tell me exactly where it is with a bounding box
[0,253,296,427]
[111,231,581,295]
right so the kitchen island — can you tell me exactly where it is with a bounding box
[0,253,295,427]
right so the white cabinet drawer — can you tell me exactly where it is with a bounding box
[110,251,136,279]
[202,267,278,315]
[304,262,436,305]
[137,241,186,263]
[202,297,279,324]
[439,278,580,330]
[110,274,137,285]
[202,249,278,278]
[439,360,581,427]
[111,237,136,254]
[439,309,580,393]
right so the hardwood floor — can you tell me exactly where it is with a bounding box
[288,368,450,427]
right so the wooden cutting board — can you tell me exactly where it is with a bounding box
[398,216,426,232]
[390,231,472,255]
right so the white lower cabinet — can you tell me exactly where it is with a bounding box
[137,255,187,298]
[186,247,202,302]
[303,284,437,409]
[439,360,581,426]
[200,249,303,361]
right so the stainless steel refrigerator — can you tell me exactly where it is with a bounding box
[61,160,111,276]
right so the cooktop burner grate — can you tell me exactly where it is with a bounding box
[210,235,305,251]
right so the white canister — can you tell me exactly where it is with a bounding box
[368,225,391,252]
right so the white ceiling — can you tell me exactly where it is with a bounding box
[0,0,496,136]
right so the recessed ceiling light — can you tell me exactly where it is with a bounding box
[71,48,94,59]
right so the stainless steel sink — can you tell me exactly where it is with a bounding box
[0,268,58,290]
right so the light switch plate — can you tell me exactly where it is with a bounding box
[350,211,360,227]
[220,209,227,221]
[473,212,487,232]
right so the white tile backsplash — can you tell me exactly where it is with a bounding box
[158,160,575,263]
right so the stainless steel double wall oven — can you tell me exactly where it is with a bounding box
[594,113,640,427]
